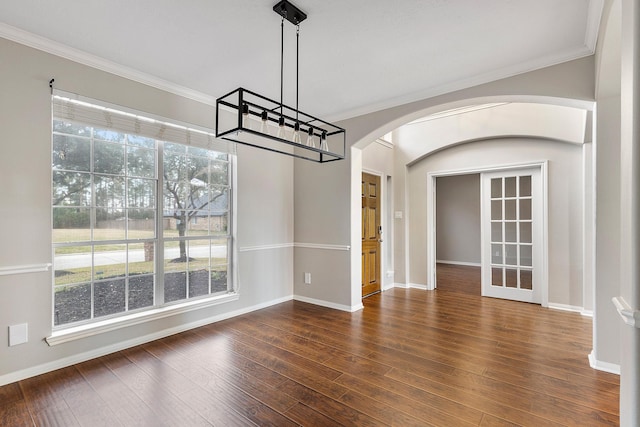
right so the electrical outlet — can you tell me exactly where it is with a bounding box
[304,272,311,285]
[9,323,28,346]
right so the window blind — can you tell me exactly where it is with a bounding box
[52,89,236,155]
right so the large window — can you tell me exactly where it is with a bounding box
[52,94,234,328]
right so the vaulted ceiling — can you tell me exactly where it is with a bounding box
[0,0,603,121]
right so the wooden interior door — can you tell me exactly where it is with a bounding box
[362,173,381,297]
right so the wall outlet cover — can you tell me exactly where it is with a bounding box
[9,323,28,346]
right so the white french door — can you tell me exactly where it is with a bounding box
[481,167,543,304]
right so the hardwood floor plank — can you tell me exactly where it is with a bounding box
[75,357,167,427]
[284,402,345,427]
[0,399,33,427]
[0,265,619,426]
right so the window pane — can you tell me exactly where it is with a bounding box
[505,177,516,197]
[94,129,126,143]
[54,246,92,286]
[53,172,91,206]
[94,279,126,318]
[53,134,90,171]
[491,178,502,198]
[163,153,186,181]
[128,209,155,239]
[128,178,155,208]
[127,146,156,178]
[94,244,126,281]
[519,176,531,197]
[95,175,125,208]
[54,283,91,326]
[187,212,210,236]
[53,120,91,137]
[94,140,125,174]
[188,239,210,298]
[210,160,229,186]
[127,134,155,148]
[129,275,154,310]
[164,241,187,302]
[211,239,229,293]
[95,209,125,240]
[53,207,91,242]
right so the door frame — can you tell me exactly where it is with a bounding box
[362,168,390,293]
[426,161,549,307]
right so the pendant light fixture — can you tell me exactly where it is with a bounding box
[215,0,345,163]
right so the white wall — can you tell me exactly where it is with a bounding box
[0,38,294,383]
[435,174,481,265]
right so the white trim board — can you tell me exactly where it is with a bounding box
[0,294,294,387]
[588,350,620,375]
[0,263,51,276]
[436,260,482,267]
[293,295,363,313]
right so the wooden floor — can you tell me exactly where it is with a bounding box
[1,272,620,426]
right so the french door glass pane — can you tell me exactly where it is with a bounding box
[505,177,517,197]
[505,200,517,220]
[491,244,503,264]
[520,222,532,243]
[519,176,531,196]
[521,270,533,290]
[491,178,502,198]
[491,200,502,220]
[491,222,502,242]
[506,269,518,288]
[505,244,517,265]
[505,222,517,242]
[520,199,532,220]
[520,245,533,267]
[492,267,503,287]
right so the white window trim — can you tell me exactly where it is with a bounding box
[50,92,239,335]
[46,292,239,346]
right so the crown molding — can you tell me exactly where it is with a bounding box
[0,23,218,107]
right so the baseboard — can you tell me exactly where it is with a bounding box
[548,303,585,314]
[382,282,395,291]
[588,350,620,375]
[408,283,428,290]
[0,294,294,387]
[581,309,593,317]
[436,260,482,267]
[293,295,364,312]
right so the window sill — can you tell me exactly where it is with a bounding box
[45,292,239,346]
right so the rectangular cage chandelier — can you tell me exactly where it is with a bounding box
[215,0,346,163]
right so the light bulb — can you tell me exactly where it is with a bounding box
[306,127,316,147]
[241,103,251,130]
[276,116,286,139]
[292,122,301,144]
[260,110,269,135]
[320,131,329,151]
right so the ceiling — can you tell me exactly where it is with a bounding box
[0,0,603,121]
